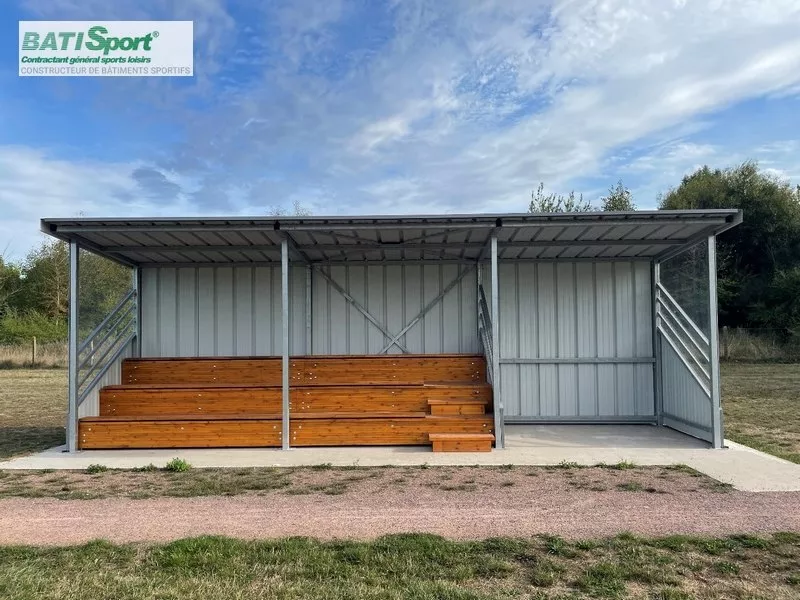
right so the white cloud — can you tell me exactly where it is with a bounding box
[7,0,800,254]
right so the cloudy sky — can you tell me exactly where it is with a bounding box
[3,0,800,259]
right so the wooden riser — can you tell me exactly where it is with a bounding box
[79,415,493,449]
[99,383,491,417]
[79,420,283,449]
[100,386,282,416]
[428,403,487,416]
[122,358,282,385]
[291,356,485,385]
[429,433,495,452]
[290,415,493,446]
[122,355,486,386]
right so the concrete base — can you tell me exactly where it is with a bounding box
[1,425,799,492]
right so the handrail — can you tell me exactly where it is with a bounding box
[78,333,135,404]
[657,312,710,382]
[656,283,709,345]
[658,322,711,398]
[77,303,135,371]
[477,284,494,385]
[656,297,709,362]
[79,322,134,389]
[78,289,135,353]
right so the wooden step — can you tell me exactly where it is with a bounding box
[290,415,493,446]
[100,383,489,417]
[429,433,495,452]
[290,355,485,385]
[78,413,491,449]
[100,385,282,416]
[121,354,486,387]
[427,398,489,415]
[79,418,282,449]
[122,358,283,385]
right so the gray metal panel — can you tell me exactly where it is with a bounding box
[660,339,712,441]
[140,266,307,357]
[499,260,654,419]
[310,262,479,355]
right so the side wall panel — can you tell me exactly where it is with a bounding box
[660,337,713,441]
[498,261,655,420]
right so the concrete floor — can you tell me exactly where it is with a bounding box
[1,425,799,492]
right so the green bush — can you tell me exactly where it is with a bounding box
[164,458,191,473]
[0,310,67,344]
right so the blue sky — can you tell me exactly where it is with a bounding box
[3,0,800,259]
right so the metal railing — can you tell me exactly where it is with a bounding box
[477,284,494,385]
[655,282,711,396]
[77,289,137,404]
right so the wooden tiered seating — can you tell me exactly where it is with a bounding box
[79,354,495,451]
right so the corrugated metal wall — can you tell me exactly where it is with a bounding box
[659,327,713,441]
[495,261,655,420]
[78,340,133,418]
[311,264,479,355]
[139,263,478,358]
[140,266,308,357]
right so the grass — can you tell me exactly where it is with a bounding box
[721,363,800,463]
[0,368,66,459]
[0,342,67,369]
[0,532,798,599]
[0,464,727,500]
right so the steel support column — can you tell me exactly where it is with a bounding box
[306,265,312,354]
[652,261,663,426]
[707,235,723,448]
[490,235,504,449]
[281,239,290,450]
[67,241,79,453]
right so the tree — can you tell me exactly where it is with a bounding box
[529,182,593,213]
[0,257,22,316]
[600,179,635,211]
[659,161,800,331]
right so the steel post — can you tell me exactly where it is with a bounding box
[490,235,503,449]
[67,241,79,452]
[281,239,290,450]
[707,236,723,448]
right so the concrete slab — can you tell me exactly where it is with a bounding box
[1,425,798,492]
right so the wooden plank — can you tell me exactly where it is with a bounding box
[100,386,282,416]
[291,415,493,446]
[79,419,283,449]
[291,386,428,413]
[122,358,283,385]
[429,433,495,452]
[291,356,486,385]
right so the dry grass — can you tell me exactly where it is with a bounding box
[0,464,729,500]
[0,532,798,599]
[0,343,67,369]
[721,363,800,463]
[0,369,66,459]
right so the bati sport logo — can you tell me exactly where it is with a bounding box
[18,21,193,77]
[21,25,159,55]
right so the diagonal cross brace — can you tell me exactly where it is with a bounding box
[378,264,476,354]
[314,266,412,354]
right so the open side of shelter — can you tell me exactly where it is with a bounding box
[41,210,742,452]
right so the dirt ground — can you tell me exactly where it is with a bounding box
[1,465,798,546]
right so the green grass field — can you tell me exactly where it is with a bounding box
[0,533,798,599]
[2,363,798,462]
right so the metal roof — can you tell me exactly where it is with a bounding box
[41,210,742,267]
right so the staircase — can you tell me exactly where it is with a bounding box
[78,354,495,451]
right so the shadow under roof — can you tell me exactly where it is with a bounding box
[41,210,742,267]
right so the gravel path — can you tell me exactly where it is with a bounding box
[2,483,799,545]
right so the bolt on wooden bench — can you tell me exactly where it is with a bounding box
[79,354,495,452]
